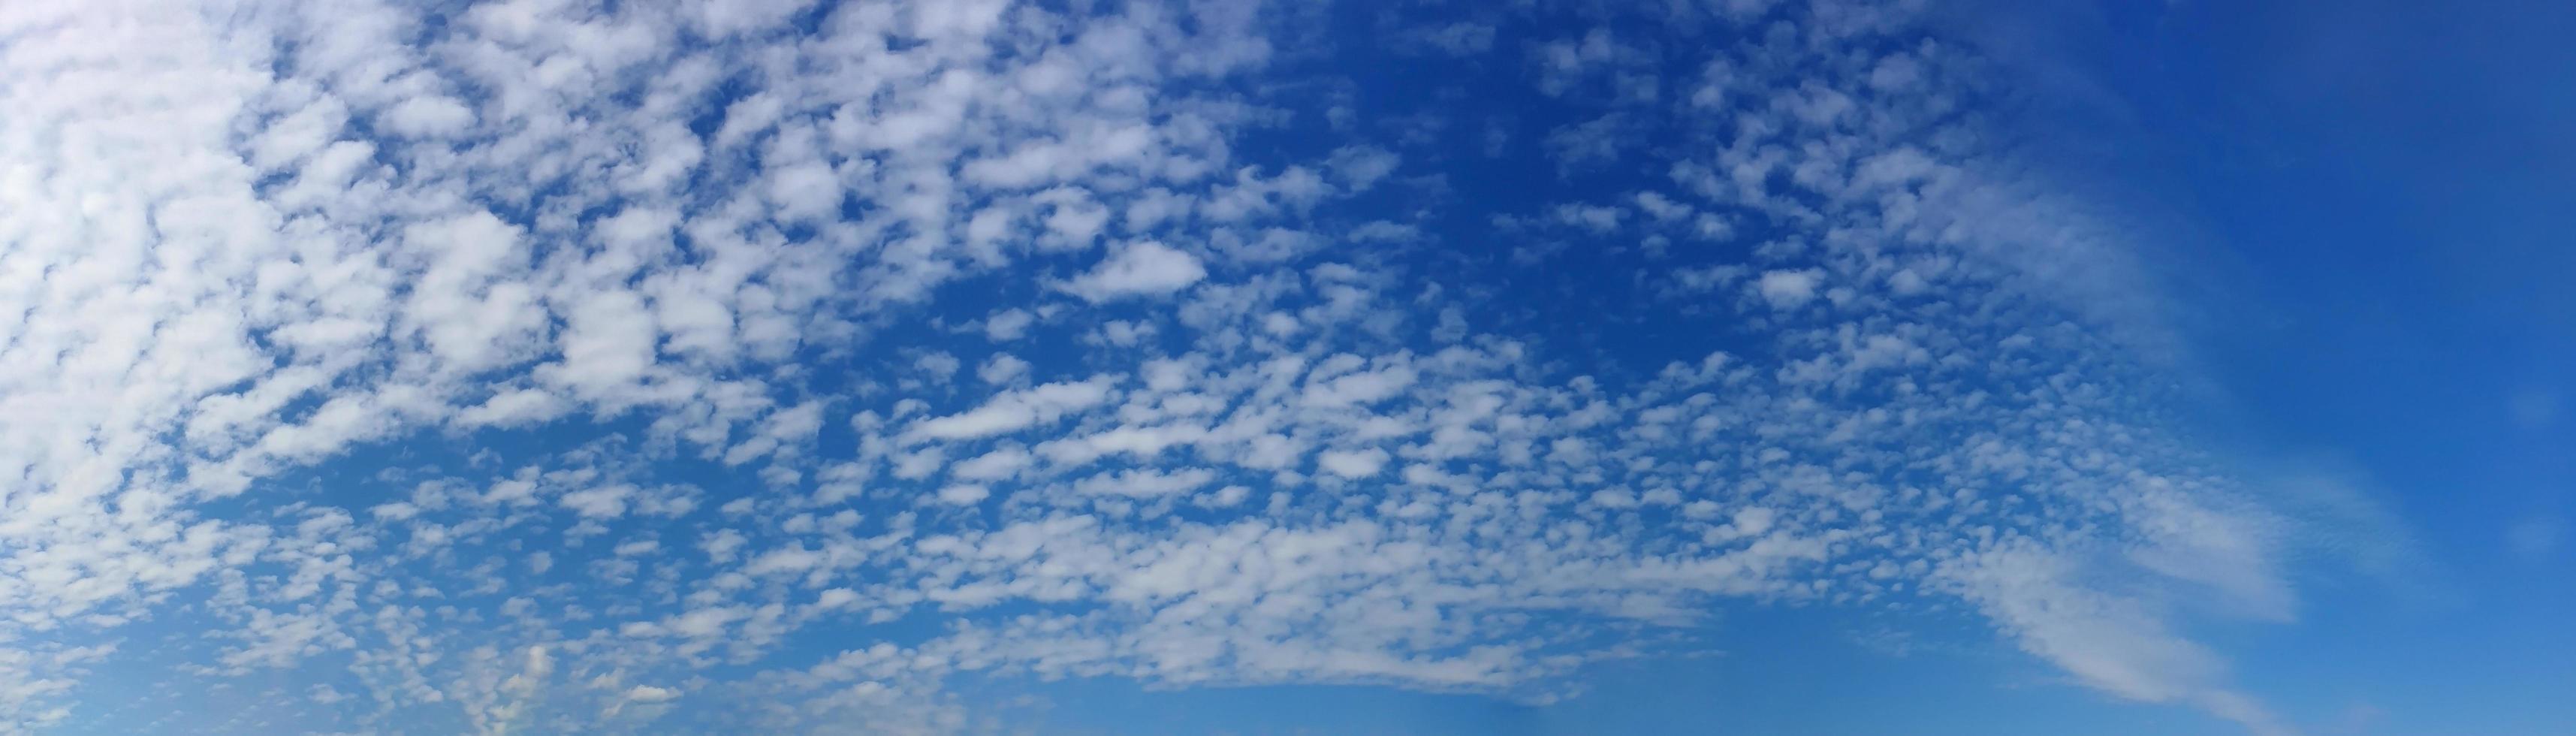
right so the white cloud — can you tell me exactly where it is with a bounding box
[977,353,1030,385]
[1327,146,1401,192]
[1939,544,2289,736]
[1071,468,1216,497]
[1754,269,1823,309]
[560,485,637,520]
[1063,241,1208,303]
[984,309,1036,341]
[907,378,1118,442]
[934,484,991,505]
[381,95,476,138]
[623,684,680,703]
[951,446,1033,481]
[1316,448,1390,478]
[542,290,659,405]
[455,388,568,429]
[0,0,2378,732]
[914,351,962,383]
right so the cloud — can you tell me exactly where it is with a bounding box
[381,95,476,138]
[1940,543,2289,736]
[1062,240,1209,303]
[0,0,2372,733]
[1755,269,1823,309]
[560,484,637,520]
[906,378,1119,442]
[976,353,1030,385]
[1071,467,1216,497]
[934,484,991,505]
[1317,448,1391,478]
[455,388,569,429]
[984,309,1037,341]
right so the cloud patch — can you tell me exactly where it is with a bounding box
[1063,240,1211,303]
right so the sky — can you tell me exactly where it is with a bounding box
[0,0,2568,734]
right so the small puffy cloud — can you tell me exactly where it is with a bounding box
[915,351,961,382]
[1754,269,1823,309]
[767,161,843,224]
[1072,468,1216,497]
[984,309,1036,341]
[1198,485,1253,508]
[746,547,825,577]
[1327,146,1401,192]
[560,485,636,520]
[381,95,475,138]
[978,353,1030,385]
[454,389,568,430]
[701,529,750,563]
[544,290,659,403]
[1733,507,1776,537]
[952,447,1033,481]
[907,378,1117,442]
[1063,241,1208,303]
[934,484,991,505]
[1316,448,1390,478]
[688,0,818,36]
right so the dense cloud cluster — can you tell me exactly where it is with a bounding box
[0,0,2342,733]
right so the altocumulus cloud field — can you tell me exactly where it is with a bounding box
[0,0,2505,734]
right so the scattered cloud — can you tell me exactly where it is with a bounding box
[1756,269,1824,309]
[0,0,2381,734]
[1062,240,1211,303]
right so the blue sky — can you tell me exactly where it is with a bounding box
[0,0,2568,734]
